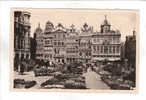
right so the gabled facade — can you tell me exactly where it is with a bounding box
[91,16,121,61]
[43,21,54,62]
[34,15,121,64]
[53,23,67,63]
[66,25,80,63]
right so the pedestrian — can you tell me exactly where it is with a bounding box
[91,66,94,71]
[20,61,25,75]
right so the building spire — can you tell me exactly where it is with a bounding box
[105,15,107,20]
[38,22,40,28]
[133,28,136,36]
[103,15,109,25]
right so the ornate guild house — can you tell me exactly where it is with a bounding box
[33,15,121,63]
[91,16,121,61]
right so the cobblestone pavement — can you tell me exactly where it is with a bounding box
[83,68,110,90]
[14,71,53,89]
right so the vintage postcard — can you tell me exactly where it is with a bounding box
[10,8,139,93]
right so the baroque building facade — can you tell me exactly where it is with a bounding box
[79,23,93,63]
[14,11,31,70]
[43,21,54,62]
[91,16,121,61]
[53,23,67,63]
[66,24,80,63]
[34,16,121,63]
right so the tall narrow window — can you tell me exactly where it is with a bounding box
[54,40,57,45]
[93,38,96,43]
[97,46,99,53]
[116,46,120,53]
[62,42,64,46]
[21,39,23,49]
[104,46,108,54]
[101,46,103,53]
[113,46,115,54]
[109,46,112,53]
[58,41,61,46]
[93,46,96,52]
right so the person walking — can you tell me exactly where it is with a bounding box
[19,60,25,75]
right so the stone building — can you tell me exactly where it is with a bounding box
[14,11,31,70]
[53,23,67,63]
[30,37,37,60]
[43,21,54,62]
[124,30,136,67]
[91,16,121,61]
[34,23,44,60]
[79,23,93,63]
[66,24,80,63]
[120,42,125,61]
[33,15,122,64]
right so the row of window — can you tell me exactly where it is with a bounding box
[36,45,120,54]
[92,45,120,54]
[79,52,91,56]
[66,51,78,53]
[36,54,43,57]
[54,40,64,46]
[79,43,90,47]
[16,39,29,49]
[92,38,120,43]
[45,40,52,44]
[54,34,66,38]
[36,54,120,59]
[36,39,43,42]
[92,55,120,57]
[15,16,30,24]
[42,39,66,46]
[44,54,53,59]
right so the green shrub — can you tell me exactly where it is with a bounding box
[25,81,37,88]
[41,78,60,87]
[64,80,86,89]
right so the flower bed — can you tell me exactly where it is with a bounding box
[14,79,37,89]
[41,78,61,87]
[25,81,37,88]
[40,72,86,89]
[64,79,86,89]
[14,79,25,88]
[101,76,131,90]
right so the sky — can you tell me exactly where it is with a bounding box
[19,8,139,42]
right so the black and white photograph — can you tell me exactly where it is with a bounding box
[11,8,138,92]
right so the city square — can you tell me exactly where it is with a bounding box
[13,9,137,90]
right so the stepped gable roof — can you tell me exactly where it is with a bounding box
[54,23,67,33]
